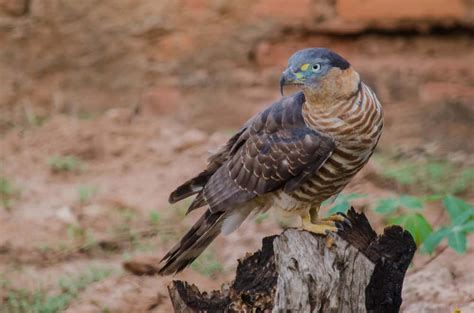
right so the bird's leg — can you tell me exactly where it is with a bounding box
[309,205,319,224]
[300,206,338,235]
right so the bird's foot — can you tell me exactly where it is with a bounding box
[300,213,351,236]
[301,220,338,235]
[321,213,351,227]
[301,216,338,248]
[301,215,337,235]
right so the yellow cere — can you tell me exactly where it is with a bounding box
[295,72,304,79]
[300,63,310,71]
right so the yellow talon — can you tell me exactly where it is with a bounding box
[321,214,346,223]
[301,215,338,235]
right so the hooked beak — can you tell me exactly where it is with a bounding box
[279,68,303,96]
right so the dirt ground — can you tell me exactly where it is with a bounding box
[0,87,473,312]
[1,1,474,312]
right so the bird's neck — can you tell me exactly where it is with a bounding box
[303,68,361,111]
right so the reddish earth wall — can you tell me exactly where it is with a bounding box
[0,0,473,151]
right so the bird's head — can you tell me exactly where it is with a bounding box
[280,48,359,103]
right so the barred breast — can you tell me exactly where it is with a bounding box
[289,82,383,206]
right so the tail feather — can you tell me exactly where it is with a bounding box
[168,171,211,204]
[158,210,225,275]
[186,192,206,214]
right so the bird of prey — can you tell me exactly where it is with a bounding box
[159,48,383,275]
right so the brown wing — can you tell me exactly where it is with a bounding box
[229,127,334,195]
[203,92,335,213]
[203,127,334,213]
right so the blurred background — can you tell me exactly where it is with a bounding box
[0,1,473,312]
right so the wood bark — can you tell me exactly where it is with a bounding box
[167,208,416,313]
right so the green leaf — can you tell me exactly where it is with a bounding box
[459,220,474,233]
[374,198,398,215]
[425,162,448,180]
[325,193,366,216]
[388,215,407,226]
[383,164,416,185]
[324,193,366,206]
[451,167,474,194]
[399,195,423,210]
[149,211,161,225]
[321,198,332,206]
[421,227,450,254]
[0,177,13,196]
[448,227,467,253]
[443,195,472,221]
[420,194,444,202]
[452,208,474,226]
[327,202,350,215]
[344,193,367,201]
[399,213,433,246]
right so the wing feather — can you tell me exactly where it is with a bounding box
[200,92,335,213]
[227,126,334,196]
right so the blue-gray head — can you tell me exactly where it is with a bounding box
[279,48,351,96]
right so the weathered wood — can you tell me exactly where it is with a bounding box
[167,208,416,313]
[273,230,374,312]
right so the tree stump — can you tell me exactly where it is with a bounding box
[167,208,416,313]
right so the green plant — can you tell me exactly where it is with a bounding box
[373,195,423,214]
[48,155,84,173]
[373,154,474,195]
[77,185,98,204]
[133,242,155,252]
[66,224,96,250]
[324,193,367,216]
[149,211,161,226]
[191,251,223,277]
[372,194,473,253]
[422,196,474,254]
[77,112,96,120]
[37,244,51,253]
[2,267,112,313]
[373,194,433,247]
[255,212,269,224]
[109,207,142,249]
[390,213,433,247]
[0,176,17,210]
[25,112,47,127]
[451,167,474,194]
[118,207,137,223]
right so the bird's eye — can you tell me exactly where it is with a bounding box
[312,64,321,72]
